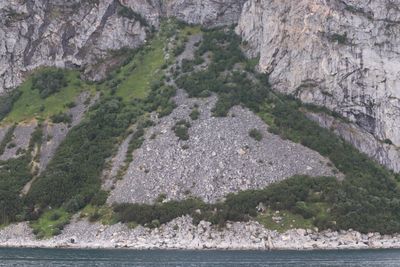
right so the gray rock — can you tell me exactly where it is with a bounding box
[0,122,37,161]
[1,216,400,250]
[237,0,400,171]
[108,90,337,204]
[306,111,400,172]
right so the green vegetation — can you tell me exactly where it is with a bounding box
[108,20,185,101]
[23,20,192,227]
[1,21,399,236]
[0,125,16,155]
[117,5,149,27]
[30,209,70,239]
[189,108,200,120]
[257,209,314,233]
[249,128,263,141]
[26,97,140,209]
[113,175,335,228]
[176,29,267,117]
[2,68,94,125]
[0,125,43,225]
[172,119,191,141]
[0,90,22,122]
[31,68,68,99]
[327,33,348,45]
[171,28,400,234]
[50,112,72,124]
[80,204,116,225]
[144,83,176,117]
[113,37,165,100]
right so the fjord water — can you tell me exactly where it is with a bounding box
[1,248,400,267]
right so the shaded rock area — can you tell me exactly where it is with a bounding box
[0,0,246,93]
[108,90,337,204]
[0,125,10,144]
[122,0,247,28]
[1,216,400,250]
[0,0,148,92]
[0,122,37,161]
[237,0,400,172]
[102,132,133,191]
[306,111,400,173]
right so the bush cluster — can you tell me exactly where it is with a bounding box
[249,128,263,141]
[31,69,67,99]
[172,120,191,141]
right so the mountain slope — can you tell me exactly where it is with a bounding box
[0,0,400,241]
[237,0,400,171]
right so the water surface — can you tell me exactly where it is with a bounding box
[1,248,400,266]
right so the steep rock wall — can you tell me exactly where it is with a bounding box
[0,0,147,93]
[237,0,400,170]
[0,0,246,94]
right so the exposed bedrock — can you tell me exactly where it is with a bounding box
[237,0,400,171]
[0,0,246,93]
[0,0,147,92]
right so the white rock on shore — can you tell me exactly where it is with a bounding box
[1,216,400,250]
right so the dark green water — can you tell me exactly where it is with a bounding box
[1,248,400,266]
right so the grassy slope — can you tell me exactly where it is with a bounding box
[257,210,313,233]
[115,37,165,100]
[113,24,200,101]
[30,208,70,239]
[2,69,95,125]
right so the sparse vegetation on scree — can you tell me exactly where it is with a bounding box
[116,27,400,235]
[0,20,400,237]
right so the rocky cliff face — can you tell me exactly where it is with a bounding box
[0,0,246,94]
[122,0,246,27]
[0,0,149,93]
[237,0,400,171]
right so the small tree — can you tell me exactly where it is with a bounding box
[249,128,263,141]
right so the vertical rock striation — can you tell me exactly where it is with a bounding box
[0,0,246,94]
[0,0,147,93]
[237,0,400,171]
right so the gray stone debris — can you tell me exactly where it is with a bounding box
[237,0,400,172]
[306,111,400,173]
[0,125,10,144]
[1,216,400,250]
[0,122,37,161]
[38,92,96,173]
[102,132,133,191]
[108,90,338,204]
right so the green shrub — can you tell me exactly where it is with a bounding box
[0,90,22,122]
[31,69,67,99]
[50,112,72,124]
[181,59,195,73]
[0,124,16,155]
[189,108,200,120]
[27,97,136,208]
[90,190,108,206]
[117,5,148,27]
[249,129,263,141]
[172,120,191,141]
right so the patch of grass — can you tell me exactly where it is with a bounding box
[257,209,313,233]
[80,205,117,225]
[180,25,201,36]
[30,208,70,239]
[114,36,165,100]
[2,68,94,125]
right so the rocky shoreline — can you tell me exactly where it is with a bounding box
[1,216,399,250]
